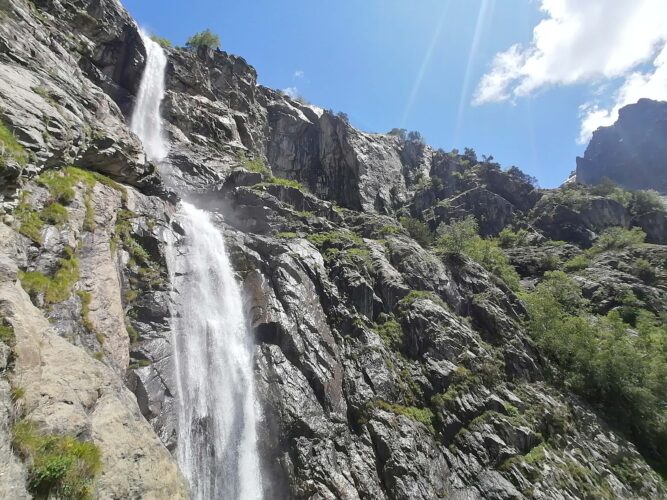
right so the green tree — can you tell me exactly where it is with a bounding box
[592,227,646,252]
[436,216,520,290]
[524,271,667,465]
[150,34,172,49]
[436,215,479,254]
[185,29,220,50]
[399,216,432,247]
[631,189,665,215]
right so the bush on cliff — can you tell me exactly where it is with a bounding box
[185,29,220,50]
[436,216,520,290]
[524,271,667,467]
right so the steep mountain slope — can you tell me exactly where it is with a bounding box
[0,0,665,499]
[577,98,667,193]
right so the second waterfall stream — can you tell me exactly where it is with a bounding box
[130,32,263,500]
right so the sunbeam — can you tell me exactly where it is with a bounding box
[454,0,494,144]
[400,0,452,127]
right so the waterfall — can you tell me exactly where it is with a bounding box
[131,31,263,500]
[131,31,168,162]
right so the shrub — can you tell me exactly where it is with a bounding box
[185,29,220,50]
[374,319,404,351]
[407,130,424,143]
[12,419,102,499]
[257,176,305,191]
[633,259,657,284]
[631,190,665,215]
[436,217,520,290]
[0,321,14,345]
[591,177,632,206]
[237,151,270,176]
[15,203,44,244]
[77,291,94,333]
[0,120,28,167]
[37,170,77,203]
[387,128,407,141]
[307,230,363,249]
[497,228,530,248]
[506,166,538,187]
[592,227,646,252]
[40,203,68,226]
[436,215,479,255]
[20,247,80,304]
[374,400,435,433]
[399,216,432,247]
[398,290,447,311]
[150,34,172,48]
[524,271,667,465]
[564,254,591,272]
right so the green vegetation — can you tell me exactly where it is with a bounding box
[77,291,94,333]
[399,216,432,247]
[398,290,447,310]
[307,230,364,249]
[633,258,657,284]
[0,120,28,167]
[374,224,402,238]
[591,227,646,252]
[114,210,151,264]
[16,167,126,241]
[150,34,172,48]
[20,247,79,304]
[12,419,102,499]
[373,319,404,351]
[126,323,139,344]
[262,176,305,190]
[38,166,126,204]
[564,253,591,272]
[436,216,520,290]
[83,190,95,232]
[113,210,166,291]
[431,366,477,410]
[185,29,220,50]
[497,228,530,248]
[374,400,435,433]
[0,321,15,345]
[32,86,57,106]
[590,177,633,206]
[15,202,44,244]
[631,189,665,214]
[523,271,667,467]
[237,152,271,176]
[40,202,68,226]
[500,443,549,471]
[10,385,25,402]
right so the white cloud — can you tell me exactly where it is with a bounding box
[293,70,305,79]
[473,0,667,142]
[282,87,299,98]
[578,44,667,142]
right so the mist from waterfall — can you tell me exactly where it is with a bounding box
[131,31,263,500]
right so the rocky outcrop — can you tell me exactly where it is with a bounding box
[0,223,188,498]
[0,0,665,498]
[576,98,667,192]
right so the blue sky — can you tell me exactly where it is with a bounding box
[122,1,667,188]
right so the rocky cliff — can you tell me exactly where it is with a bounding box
[576,98,667,193]
[0,0,666,499]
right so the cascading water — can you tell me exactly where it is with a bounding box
[131,31,168,162]
[131,32,263,500]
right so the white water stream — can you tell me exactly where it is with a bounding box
[131,32,263,500]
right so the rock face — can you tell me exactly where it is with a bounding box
[576,98,667,192]
[0,0,665,499]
